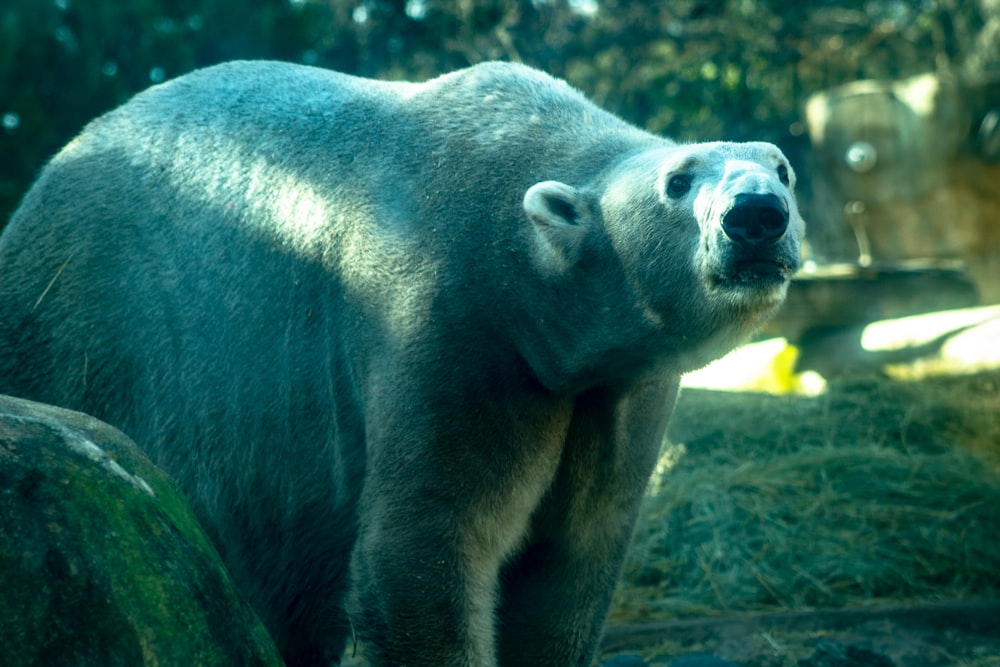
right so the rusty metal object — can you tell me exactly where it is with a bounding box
[803,72,1000,302]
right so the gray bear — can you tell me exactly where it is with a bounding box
[0,61,803,666]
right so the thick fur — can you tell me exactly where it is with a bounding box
[0,61,803,666]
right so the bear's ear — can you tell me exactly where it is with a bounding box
[523,181,589,270]
[524,181,583,227]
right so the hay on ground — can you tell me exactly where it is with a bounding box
[610,371,1000,622]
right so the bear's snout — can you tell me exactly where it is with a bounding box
[721,193,789,246]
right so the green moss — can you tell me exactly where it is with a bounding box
[0,396,284,667]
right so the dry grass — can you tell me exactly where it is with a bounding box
[611,371,1000,622]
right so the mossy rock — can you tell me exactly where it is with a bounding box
[0,394,284,667]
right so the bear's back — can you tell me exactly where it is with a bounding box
[46,60,646,176]
[34,61,413,197]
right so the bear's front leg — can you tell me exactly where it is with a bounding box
[497,378,680,666]
[346,391,571,667]
[348,507,493,667]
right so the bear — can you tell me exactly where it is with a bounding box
[0,60,803,667]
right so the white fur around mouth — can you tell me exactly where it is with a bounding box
[711,260,792,290]
[736,259,790,279]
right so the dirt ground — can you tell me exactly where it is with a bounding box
[598,599,1000,666]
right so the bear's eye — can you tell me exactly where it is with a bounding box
[777,164,790,186]
[666,174,692,198]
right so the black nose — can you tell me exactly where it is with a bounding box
[721,193,789,246]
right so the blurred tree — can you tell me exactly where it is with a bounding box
[0,0,995,226]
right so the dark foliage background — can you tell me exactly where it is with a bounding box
[1,0,996,227]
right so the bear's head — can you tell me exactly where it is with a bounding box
[671,142,803,303]
[523,141,803,375]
